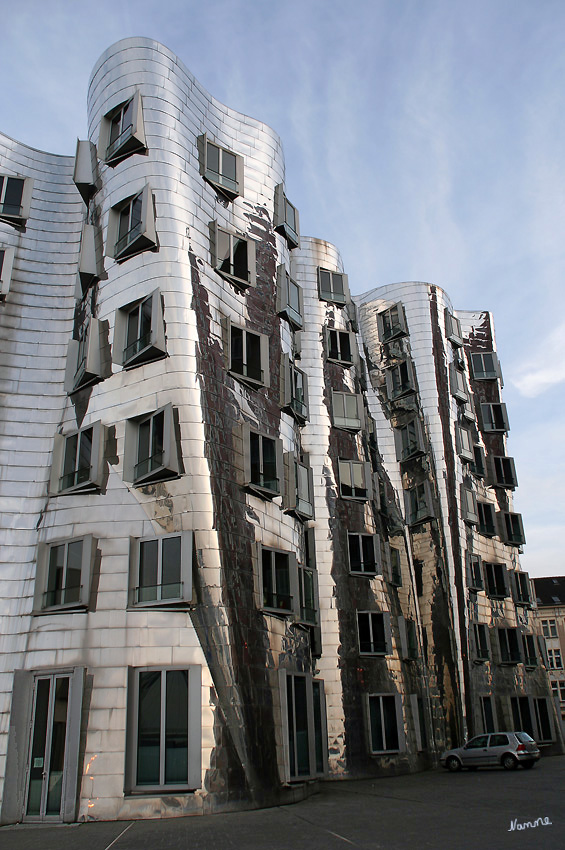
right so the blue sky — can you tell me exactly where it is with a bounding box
[2,0,564,576]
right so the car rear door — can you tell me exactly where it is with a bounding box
[486,733,510,765]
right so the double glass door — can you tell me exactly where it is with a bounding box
[26,674,70,819]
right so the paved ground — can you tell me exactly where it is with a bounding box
[2,756,563,850]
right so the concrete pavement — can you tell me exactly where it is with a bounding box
[2,756,563,850]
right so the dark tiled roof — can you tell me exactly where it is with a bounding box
[533,576,565,606]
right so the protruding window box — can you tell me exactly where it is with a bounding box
[50,421,105,495]
[281,354,309,422]
[331,390,364,431]
[99,92,146,166]
[0,175,33,228]
[124,404,182,487]
[318,267,349,305]
[73,140,97,203]
[490,455,518,489]
[377,303,408,342]
[394,419,424,461]
[471,351,503,382]
[274,184,300,249]
[512,571,532,607]
[226,319,270,388]
[242,424,283,500]
[107,185,157,262]
[0,245,15,300]
[325,328,357,367]
[404,481,434,525]
[198,134,243,200]
[348,533,381,575]
[284,453,314,520]
[445,309,463,347]
[259,545,298,616]
[113,289,166,369]
[77,223,103,293]
[484,562,509,599]
[498,512,526,546]
[276,264,303,329]
[64,317,111,393]
[128,532,193,608]
[338,459,372,501]
[357,611,392,655]
[385,360,416,400]
[210,221,256,290]
[479,402,509,433]
[33,536,97,613]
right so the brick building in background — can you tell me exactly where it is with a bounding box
[533,577,565,726]
[0,38,560,825]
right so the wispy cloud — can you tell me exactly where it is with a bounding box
[510,323,565,397]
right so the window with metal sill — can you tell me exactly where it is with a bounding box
[211,221,256,290]
[325,328,357,366]
[243,425,283,499]
[357,611,392,655]
[129,532,193,608]
[276,265,303,329]
[260,545,298,615]
[113,290,166,369]
[377,302,408,342]
[198,134,243,200]
[100,92,146,165]
[33,536,96,613]
[280,354,308,422]
[107,185,157,262]
[50,422,105,496]
[338,459,372,501]
[274,184,300,249]
[227,320,269,388]
[0,174,33,227]
[124,404,182,487]
[348,533,380,575]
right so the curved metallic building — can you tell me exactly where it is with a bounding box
[0,38,558,824]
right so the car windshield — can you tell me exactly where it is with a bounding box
[515,732,535,744]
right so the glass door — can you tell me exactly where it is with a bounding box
[26,675,70,820]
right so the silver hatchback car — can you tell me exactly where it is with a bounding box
[441,731,540,771]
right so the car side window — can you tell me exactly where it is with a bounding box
[465,735,489,749]
[489,734,508,747]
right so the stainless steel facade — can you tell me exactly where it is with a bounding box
[0,37,558,825]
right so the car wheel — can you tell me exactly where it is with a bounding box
[446,756,462,772]
[522,761,535,770]
[502,754,518,771]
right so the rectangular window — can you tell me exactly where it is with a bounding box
[100,92,146,165]
[298,566,318,624]
[244,427,283,498]
[0,174,32,226]
[276,265,303,329]
[456,425,474,462]
[512,571,532,606]
[450,363,468,401]
[64,316,110,393]
[477,502,496,536]
[326,328,356,366]
[274,184,300,249]
[124,404,181,486]
[113,290,167,368]
[377,303,408,342]
[228,321,269,388]
[261,547,297,615]
[484,562,508,599]
[542,619,557,639]
[280,354,308,422]
[510,696,534,738]
[548,649,563,669]
[445,309,463,347]
[107,185,157,262]
[331,391,363,431]
[388,546,402,586]
[461,486,479,525]
[497,628,521,664]
[399,617,418,660]
[367,694,403,753]
[469,444,486,478]
[211,222,256,289]
[129,532,192,607]
[533,697,553,742]
[284,453,314,520]
[480,403,509,433]
[318,267,349,305]
[404,481,434,525]
[467,553,484,591]
[474,623,490,661]
[283,672,327,781]
[33,536,96,613]
[357,612,391,655]
[470,351,501,381]
[394,419,424,461]
[492,456,518,488]
[499,512,526,546]
[522,634,537,667]
[0,244,15,299]
[385,360,415,399]
[338,459,371,501]
[348,533,380,575]
[481,696,496,733]
[127,666,201,793]
[50,421,104,495]
[198,134,243,200]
